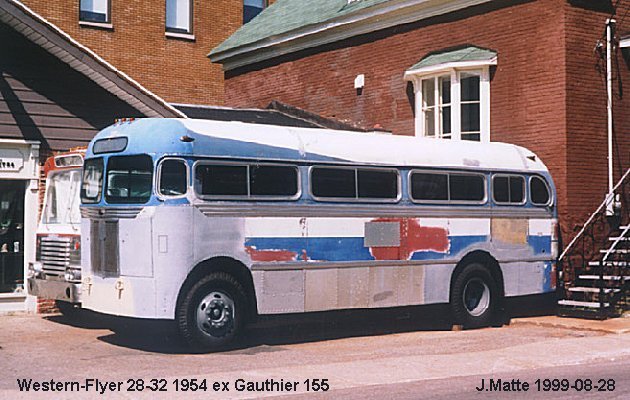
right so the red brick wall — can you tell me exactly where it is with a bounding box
[21,0,243,105]
[223,0,630,238]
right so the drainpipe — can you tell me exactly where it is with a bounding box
[606,18,616,216]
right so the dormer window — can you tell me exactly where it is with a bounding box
[404,46,496,142]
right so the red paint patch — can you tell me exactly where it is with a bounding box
[370,218,449,261]
[245,246,297,262]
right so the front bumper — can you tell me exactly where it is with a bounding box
[27,277,81,303]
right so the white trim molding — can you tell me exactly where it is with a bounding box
[621,36,630,48]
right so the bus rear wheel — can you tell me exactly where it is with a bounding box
[450,263,499,329]
[177,272,246,351]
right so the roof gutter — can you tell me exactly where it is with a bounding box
[1,0,186,118]
[210,0,494,71]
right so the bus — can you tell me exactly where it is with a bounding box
[28,150,84,315]
[80,118,558,350]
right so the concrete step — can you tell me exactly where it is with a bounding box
[588,260,629,267]
[578,275,630,281]
[601,249,630,253]
[558,300,610,308]
[568,287,621,294]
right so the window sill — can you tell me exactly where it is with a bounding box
[79,21,114,30]
[165,31,195,41]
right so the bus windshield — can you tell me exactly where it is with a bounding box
[105,155,153,204]
[43,169,82,225]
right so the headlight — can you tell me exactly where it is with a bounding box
[64,268,81,282]
[28,262,44,279]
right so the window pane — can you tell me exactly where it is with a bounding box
[493,176,509,203]
[509,176,525,203]
[45,170,82,224]
[461,74,480,101]
[357,169,398,199]
[106,156,153,204]
[441,106,451,136]
[81,158,103,203]
[196,165,247,196]
[440,76,451,104]
[422,78,435,107]
[461,103,480,133]
[411,173,448,201]
[160,160,187,196]
[424,109,435,137]
[311,168,355,198]
[450,174,485,202]
[530,176,550,205]
[461,133,480,141]
[80,0,109,23]
[166,0,191,33]
[250,165,298,197]
[244,0,265,24]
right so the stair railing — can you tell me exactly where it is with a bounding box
[558,168,630,296]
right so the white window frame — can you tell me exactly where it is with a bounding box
[405,61,494,142]
[166,0,193,35]
[79,0,111,24]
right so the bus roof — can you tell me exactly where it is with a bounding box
[87,118,549,173]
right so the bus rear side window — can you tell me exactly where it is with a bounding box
[106,155,153,204]
[530,176,551,205]
[493,175,525,204]
[159,159,188,196]
[450,174,485,202]
[311,167,399,201]
[81,158,103,204]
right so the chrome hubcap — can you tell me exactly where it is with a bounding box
[463,278,490,317]
[196,291,235,338]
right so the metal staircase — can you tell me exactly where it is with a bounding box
[557,169,630,319]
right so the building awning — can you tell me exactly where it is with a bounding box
[0,0,185,118]
[404,46,497,78]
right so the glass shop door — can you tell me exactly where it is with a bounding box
[0,180,25,293]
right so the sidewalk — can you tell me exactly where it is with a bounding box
[510,315,630,334]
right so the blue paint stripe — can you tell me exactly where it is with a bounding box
[527,235,552,256]
[245,235,490,262]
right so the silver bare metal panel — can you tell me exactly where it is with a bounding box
[364,221,400,247]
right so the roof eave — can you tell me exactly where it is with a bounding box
[403,57,497,80]
[0,0,186,118]
[210,0,494,71]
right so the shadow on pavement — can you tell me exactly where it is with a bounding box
[94,304,454,355]
[46,293,557,355]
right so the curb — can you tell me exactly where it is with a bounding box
[509,316,630,334]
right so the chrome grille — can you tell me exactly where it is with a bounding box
[40,236,71,277]
[90,219,119,277]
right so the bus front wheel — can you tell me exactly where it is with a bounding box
[177,272,246,351]
[449,263,498,328]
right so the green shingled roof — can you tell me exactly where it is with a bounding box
[407,46,497,72]
[211,0,391,56]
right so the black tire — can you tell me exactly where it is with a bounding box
[55,300,80,318]
[177,272,246,351]
[450,263,499,328]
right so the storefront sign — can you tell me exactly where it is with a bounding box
[0,149,25,172]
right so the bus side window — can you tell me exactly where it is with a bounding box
[493,175,525,204]
[410,172,448,201]
[159,159,188,196]
[196,165,248,196]
[530,176,551,206]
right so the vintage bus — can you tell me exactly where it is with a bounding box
[80,118,558,350]
[28,150,84,315]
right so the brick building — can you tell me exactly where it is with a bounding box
[211,0,630,239]
[18,0,272,105]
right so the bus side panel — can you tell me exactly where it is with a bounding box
[152,206,195,318]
